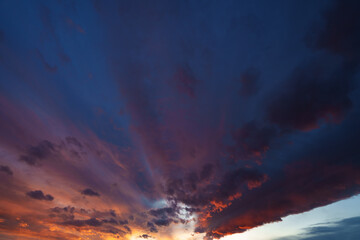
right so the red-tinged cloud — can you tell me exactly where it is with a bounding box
[201,162,360,238]
[0,97,157,239]
[228,121,276,161]
[161,0,360,238]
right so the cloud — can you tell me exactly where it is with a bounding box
[81,188,100,197]
[19,140,56,166]
[48,205,133,237]
[228,121,276,161]
[153,218,173,227]
[147,221,158,233]
[1,0,360,239]
[62,218,103,227]
[266,58,353,131]
[50,206,75,221]
[307,0,360,62]
[0,165,13,176]
[198,125,360,238]
[26,190,54,201]
[102,218,118,225]
[267,0,360,132]
[163,167,268,222]
[200,164,214,181]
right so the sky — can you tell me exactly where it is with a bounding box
[0,0,360,239]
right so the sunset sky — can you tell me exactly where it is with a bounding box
[1,0,360,239]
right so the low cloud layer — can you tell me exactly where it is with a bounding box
[26,190,54,201]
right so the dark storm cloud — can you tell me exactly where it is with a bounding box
[19,140,56,166]
[0,165,13,175]
[163,0,360,237]
[200,163,214,181]
[201,115,360,238]
[217,168,268,195]
[266,58,354,131]
[267,0,360,132]
[26,190,54,201]
[308,0,360,62]
[164,167,268,208]
[81,188,100,197]
[228,121,276,161]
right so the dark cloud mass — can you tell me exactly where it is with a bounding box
[147,221,158,233]
[26,190,54,201]
[0,165,13,175]
[19,140,56,166]
[62,218,103,227]
[267,58,353,131]
[0,0,360,239]
[310,0,360,61]
[81,188,100,197]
